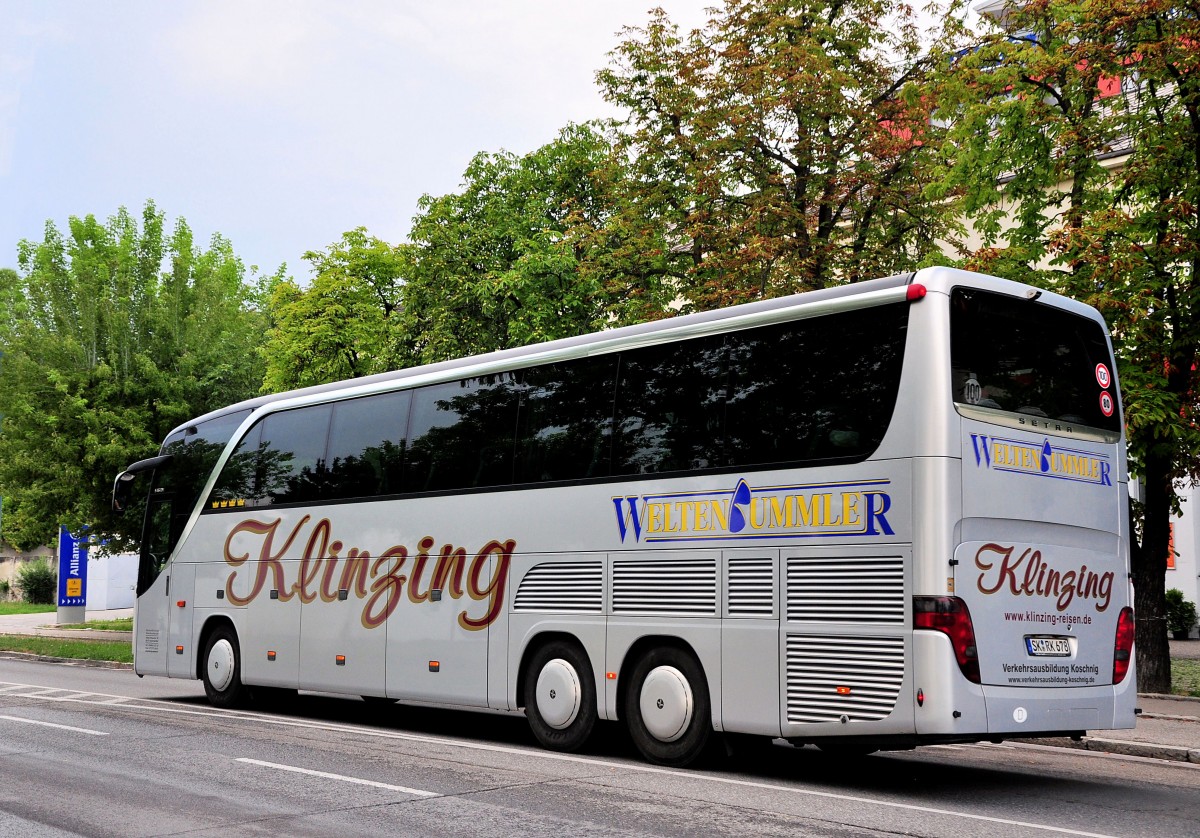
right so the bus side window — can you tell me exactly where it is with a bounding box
[325,391,410,500]
[257,405,333,505]
[726,303,908,468]
[515,356,616,483]
[612,335,728,475]
[210,423,264,507]
[405,374,519,493]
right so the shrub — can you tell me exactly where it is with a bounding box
[0,579,9,600]
[16,559,56,604]
[1166,588,1198,638]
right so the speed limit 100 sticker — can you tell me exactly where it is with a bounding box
[1100,391,1115,417]
[1095,363,1112,389]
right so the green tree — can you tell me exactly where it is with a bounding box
[598,0,953,311]
[0,202,268,550]
[931,0,1200,692]
[400,123,659,364]
[261,228,407,392]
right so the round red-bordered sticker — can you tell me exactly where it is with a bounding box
[1100,391,1114,417]
[1095,363,1111,389]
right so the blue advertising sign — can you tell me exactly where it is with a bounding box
[57,526,88,607]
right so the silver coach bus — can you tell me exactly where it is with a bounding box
[114,266,1136,766]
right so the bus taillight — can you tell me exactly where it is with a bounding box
[1113,606,1135,685]
[914,596,981,684]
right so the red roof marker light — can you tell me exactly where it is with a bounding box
[906,283,927,302]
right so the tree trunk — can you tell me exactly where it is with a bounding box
[1132,450,1173,694]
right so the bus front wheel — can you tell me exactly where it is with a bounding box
[522,640,597,752]
[624,647,712,767]
[202,625,249,708]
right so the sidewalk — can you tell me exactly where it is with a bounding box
[0,609,1197,762]
[0,606,133,641]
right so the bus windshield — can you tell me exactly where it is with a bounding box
[137,409,250,593]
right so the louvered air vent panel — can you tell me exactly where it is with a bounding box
[786,634,905,724]
[786,555,904,624]
[513,561,603,612]
[613,558,717,615]
[727,557,774,617]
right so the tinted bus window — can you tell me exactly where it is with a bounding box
[406,374,518,492]
[157,409,253,521]
[258,406,333,505]
[950,288,1121,434]
[325,391,410,500]
[612,335,728,475]
[515,356,616,483]
[726,303,909,467]
[209,406,332,508]
[144,409,250,587]
[210,422,261,508]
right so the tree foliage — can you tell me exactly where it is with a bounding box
[0,202,268,550]
[261,228,407,392]
[931,0,1200,692]
[264,123,663,386]
[399,123,653,365]
[598,0,953,310]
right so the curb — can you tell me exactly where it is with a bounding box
[1139,692,1200,705]
[0,650,133,670]
[24,624,135,638]
[1021,735,1200,764]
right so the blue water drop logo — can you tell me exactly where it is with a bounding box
[1040,439,1052,473]
[730,479,752,533]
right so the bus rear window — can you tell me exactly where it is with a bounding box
[950,287,1120,435]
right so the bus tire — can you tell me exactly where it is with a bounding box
[202,625,249,708]
[522,640,597,752]
[624,647,711,767]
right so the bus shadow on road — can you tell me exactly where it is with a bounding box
[161,689,1073,799]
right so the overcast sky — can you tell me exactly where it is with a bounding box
[1,1,712,279]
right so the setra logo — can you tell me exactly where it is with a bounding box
[612,477,894,543]
[970,434,1112,486]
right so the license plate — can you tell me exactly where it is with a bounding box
[1026,637,1072,657]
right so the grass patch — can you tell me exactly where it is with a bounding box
[1173,659,1200,698]
[0,603,56,616]
[0,635,132,664]
[54,617,133,632]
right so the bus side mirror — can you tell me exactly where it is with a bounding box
[112,453,174,514]
[113,471,136,514]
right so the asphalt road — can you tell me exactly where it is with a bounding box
[1,660,1197,838]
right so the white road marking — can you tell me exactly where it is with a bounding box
[0,714,108,736]
[0,679,1157,838]
[235,757,438,797]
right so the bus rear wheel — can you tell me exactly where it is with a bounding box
[202,625,249,708]
[624,647,711,767]
[523,640,597,752]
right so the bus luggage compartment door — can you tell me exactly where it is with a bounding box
[778,545,913,739]
[384,553,492,706]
